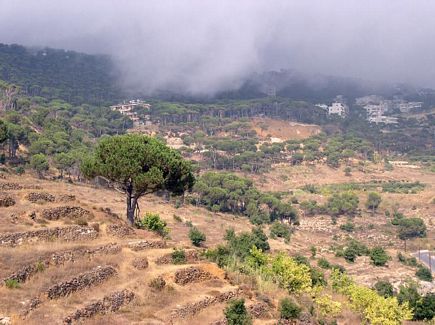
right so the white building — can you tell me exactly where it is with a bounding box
[398,101,423,113]
[328,102,348,117]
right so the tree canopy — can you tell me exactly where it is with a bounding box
[81,134,195,224]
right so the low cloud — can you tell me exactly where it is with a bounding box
[1,0,435,94]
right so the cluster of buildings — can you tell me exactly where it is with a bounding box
[316,95,423,125]
[110,100,151,126]
[356,95,422,125]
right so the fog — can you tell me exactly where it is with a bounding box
[1,0,435,95]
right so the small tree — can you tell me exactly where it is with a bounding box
[224,299,251,325]
[370,247,390,266]
[366,192,382,214]
[374,280,394,298]
[81,134,194,225]
[416,265,433,282]
[397,218,427,251]
[30,153,49,178]
[189,227,206,247]
[279,297,301,320]
[344,166,352,176]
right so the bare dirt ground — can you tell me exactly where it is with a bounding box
[251,117,321,141]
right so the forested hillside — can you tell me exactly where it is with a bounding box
[0,43,122,104]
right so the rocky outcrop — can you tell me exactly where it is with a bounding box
[3,243,120,284]
[0,193,15,207]
[127,240,166,251]
[0,182,41,190]
[47,265,117,299]
[26,192,55,203]
[0,182,22,190]
[107,224,135,237]
[170,289,241,320]
[42,206,93,221]
[63,289,134,324]
[0,226,99,247]
[132,257,149,270]
[174,267,215,285]
[247,302,270,319]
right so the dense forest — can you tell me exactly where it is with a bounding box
[0,43,123,104]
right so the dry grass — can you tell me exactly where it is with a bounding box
[0,164,433,324]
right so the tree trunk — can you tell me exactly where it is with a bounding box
[126,182,135,226]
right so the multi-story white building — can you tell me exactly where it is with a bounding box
[328,102,348,117]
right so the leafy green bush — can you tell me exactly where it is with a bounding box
[317,258,331,269]
[343,247,357,263]
[414,293,435,321]
[270,221,291,240]
[279,297,301,320]
[374,280,394,298]
[366,192,382,212]
[340,221,355,233]
[189,226,206,247]
[5,279,20,289]
[416,265,433,282]
[369,247,390,266]
[224,299,252,325]
[171,248,186,264]
[136,212,169,237]
[397,217,427,240]
[326,192,359,216]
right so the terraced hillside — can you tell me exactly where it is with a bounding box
[0,174,265,325]
[0,163,434,324]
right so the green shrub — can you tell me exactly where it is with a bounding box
[136,212,169,237]
[414,293,435,321]
[340,221,355,233]
[397,217,427,240]
[331,264,346,273]
[326,192,359,216]
[416,265,433,282]
[347,239,370,256]
[171,248,186,264]
[5,279,20,289]
[225,299,252,325]
[310,245,317,258]
[173,214,182,222]
[343,247,357,263]
[279,297,301,320]
[35,261,45,272]
[318,258,331,269]
[15,166,25,175]
[189,226,206,247]
[270,221,291,240]
[310,267,327,287]
[374,280,394,298]
[369,247,390,266]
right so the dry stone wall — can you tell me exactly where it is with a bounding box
[47,265,117,299]
[63,289,134,324]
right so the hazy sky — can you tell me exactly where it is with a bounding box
[1,0,435,94]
